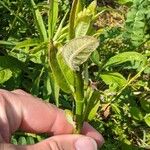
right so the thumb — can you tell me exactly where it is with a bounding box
[19,135,99,150]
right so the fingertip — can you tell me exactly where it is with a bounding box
[82,122,105,148]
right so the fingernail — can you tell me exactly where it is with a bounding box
[75,137,97,150]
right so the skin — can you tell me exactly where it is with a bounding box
[0,89,104,150]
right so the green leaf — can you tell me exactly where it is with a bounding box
[11,137,18,145]
[31,68,44,96]
[48,0,58,39]
[69,0,80,39]
[90,50,100,66]
[62,36,99,71]
[26,136,35,144]
[31,0,47,41]
[0,56,25,71]
[75,1,97,37]
[84,90,100,121]
[0,69,12,84]
[48,43,71,93]
[140,97,150,113]
[53,10,69,41]
[103,52,147,69]
[111,103,121,114]
[0,40,17,46]
[50,73,60,107]
[43,71,52,100]
[57,50,75,92]
[100,72,127,91]
[130,107,143,121]
[14,38,40,50]
[144,114,150,127]
[18,136,27,145]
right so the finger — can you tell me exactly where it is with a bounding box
[11,89,31,96]
[19,134,99,150]
[82,122,104,146]
[0,89,73,139]
[0,89,104,145]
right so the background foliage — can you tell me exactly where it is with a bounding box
[0,0,150,149]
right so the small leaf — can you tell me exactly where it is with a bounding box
[130,107,143,121]
[0,69,12,84]
[100,72,127,91]
[144,114,150,127]
[18,136,27,145]
[111,103,121,114]
[103,52,147,69]
[26,136,35,144]
[62,36,99,71]
[140,97,150,113]
[90,50,100,66]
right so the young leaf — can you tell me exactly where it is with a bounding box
[0,69,12,84]
[18,136,27,145]
[62,36,99,71]
[75,1,97,37]
[69,0,80,39]
[100,72,127,91]
[48,0,58,39]
[30,0,47,41]
[48,43,72,93]
[103,52,147,69]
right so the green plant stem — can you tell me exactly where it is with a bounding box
[74,71,84,133]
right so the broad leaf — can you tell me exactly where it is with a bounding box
[48,44,71,93]
[103,52,147,69]
[100,72,127,91]
[62,36,99,71]
[0,69,12,84]
[57,50,75,92]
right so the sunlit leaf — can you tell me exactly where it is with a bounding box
[100,72,127,91]
[0,69,12,84]
[62,36,99,71]
[144,114,150,127]
[48,44,71,93]
[103,52,147,69]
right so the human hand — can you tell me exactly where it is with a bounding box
[0,89,104,150]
